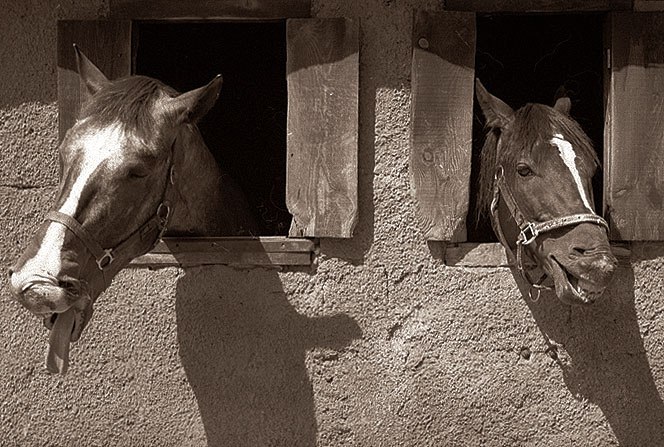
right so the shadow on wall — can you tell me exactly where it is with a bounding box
[516,264,664,445]
[174,266,362,446]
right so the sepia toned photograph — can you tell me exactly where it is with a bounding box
[2,0,663,445]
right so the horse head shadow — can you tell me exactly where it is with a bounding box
[174,265,362,446]
[514,259,664,445]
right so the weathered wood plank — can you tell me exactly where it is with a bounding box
[635,1,664,11]
[153,237,315,253]
[605,12,664,240]
[445,0,632,12]
[57,21,132,141]
[110,0,310,19]
[286,18,359,238]
[131,237,315,266]
[410,11,475,242]
[130,251,312,267]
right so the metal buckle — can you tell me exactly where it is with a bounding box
[157,202,171,225]
[97,249,115,270]
[519,223,538,245]
[155,202,171,241]
[494,165,504,182]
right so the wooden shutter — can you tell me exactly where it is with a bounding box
[605,12,664,240]
[286,18,359,238]
[57,20,132,140]
[410,11,476,242]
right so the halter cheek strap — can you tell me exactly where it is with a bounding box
[45,202,170,273]
[490,165,610,299]
[45,164,175,293]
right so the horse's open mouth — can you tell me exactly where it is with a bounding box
[547,256,606,305]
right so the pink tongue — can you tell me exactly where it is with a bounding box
[45,308,76,375]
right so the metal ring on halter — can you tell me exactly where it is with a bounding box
[493,165,505,185]
[155,201,171,242]
[157,202,170,223]
[96,249,115,270]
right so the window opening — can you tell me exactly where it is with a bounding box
[467,13,605,242]
[135,21,291,236]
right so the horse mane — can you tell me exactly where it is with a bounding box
[476,103,599,220]
[477,128,500,221]
[79,76,178,137]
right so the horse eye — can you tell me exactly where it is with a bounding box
[516,164,533,177]
[127,168,148,179]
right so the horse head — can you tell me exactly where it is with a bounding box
[9,47,228,368]
[475,79,617,305]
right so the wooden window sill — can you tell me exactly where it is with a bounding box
[129,236,315,268]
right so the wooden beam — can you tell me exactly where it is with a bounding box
[445,0,632,12]
[110,0,310,19]
[605,12,664,240]
[130,237,315,267]
[410,11,476,241]
[130,252,312,267]
[152,237,315,253]
[286,18,359,238]
[634,1,664,11]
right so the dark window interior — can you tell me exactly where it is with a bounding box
[468,13,605,242]
[135,21,291,236]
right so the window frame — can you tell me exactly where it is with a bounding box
[57,1,359,268]
[411,2,664,266]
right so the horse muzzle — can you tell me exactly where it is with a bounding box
[545,251,617,305]
[9,272,92,342]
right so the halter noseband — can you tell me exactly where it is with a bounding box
[490,165,609,298]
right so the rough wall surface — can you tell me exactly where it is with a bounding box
[1,1,664,446]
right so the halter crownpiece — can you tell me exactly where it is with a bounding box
[490,164,610,296]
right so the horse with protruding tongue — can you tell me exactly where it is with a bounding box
[475,79,617,304]
[9,45,258,373]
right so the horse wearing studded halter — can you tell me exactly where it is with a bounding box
[475,79,617,305]
[9,46,258,373]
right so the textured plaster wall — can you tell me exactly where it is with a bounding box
[1,0,664,446]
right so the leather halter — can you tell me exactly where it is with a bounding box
[45,162,175,291]
[490,165,610,297]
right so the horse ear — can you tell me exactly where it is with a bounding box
[553,97,572,115]
[74,44,110,102]
[167,75,223,124]
[475,78,514,128]
[553,86,572,115]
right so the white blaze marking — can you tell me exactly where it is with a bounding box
[551,133,594,212]
[60,125,126,215]
[11,125,125,290]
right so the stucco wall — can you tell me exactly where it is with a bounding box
[2,1,664,446]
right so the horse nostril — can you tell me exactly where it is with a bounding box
[571,245,609,258]
[7,268,13,278]
[571,246,588,256]
[58,280,79,295]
